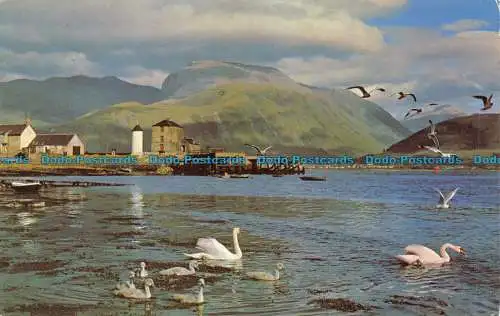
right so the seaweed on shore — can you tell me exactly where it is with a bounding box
[385,295,448,315]
[71,266,120,280]
[0,257,10,269]
[9,260,67,273]
[157,237,198,248]
[309,298,377,312]
[3,303,94,314]
[105,230,146,238]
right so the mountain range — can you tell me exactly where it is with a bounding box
[0,76,165,126]
[3,59,483,154]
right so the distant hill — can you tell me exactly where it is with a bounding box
[161,60,304,98]
[54,81,411,154]
[387,113,500,153]
[0,76,165,125]
[400,104,467,132]
[1,60,412,154]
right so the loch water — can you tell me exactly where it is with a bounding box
[0,170,498,315]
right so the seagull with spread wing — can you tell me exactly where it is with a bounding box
[244,144,272,155]
[420,145,456,158]
[345,86,386,98]
[473,94,494,111]
[404,108,422,119]
[427,120,440,148]
[435,188,459,209]
[393,91,417,103]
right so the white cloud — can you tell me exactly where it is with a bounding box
[442,19,489,32]
[119,66,169,88]
[274,29,500,114]
[0,72,35,82]
[0,49,101,77]
[0,0,393,53]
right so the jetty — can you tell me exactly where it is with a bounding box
[0,179,131,188]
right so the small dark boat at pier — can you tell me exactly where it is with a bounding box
[299,176,326,181]
[10,181,42,192]
[272,174,284,177]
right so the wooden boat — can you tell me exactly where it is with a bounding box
[10,181,42,192]
[299,176,326,181]
[229,174,249,179]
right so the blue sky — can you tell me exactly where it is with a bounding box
[0,0,498,115]
[370,0,497,31]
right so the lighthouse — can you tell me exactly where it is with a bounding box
[131,124,144,156]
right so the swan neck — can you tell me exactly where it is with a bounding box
[440,243,451,261]
[233,230,242,257]
[275,270,280,280]
[144,285,151,298]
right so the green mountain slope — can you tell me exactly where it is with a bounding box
[54,83,411,154]
[0,75,165,125]
[161,60,300,98]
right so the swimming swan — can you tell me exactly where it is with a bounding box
[115,271,136,290]
[184,227,242,260]
[171,278,205,305]
[160,261,199,276]
[246,263,284,281]
[396,243,466,266]
[114,278,155,299]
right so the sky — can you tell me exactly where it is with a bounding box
[0,0,498,115]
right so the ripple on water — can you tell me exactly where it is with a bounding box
[0,173,498,315]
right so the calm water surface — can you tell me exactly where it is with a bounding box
[0,170,498,315]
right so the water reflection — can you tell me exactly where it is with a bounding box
[130,185,145,217]
[203,259,243,271]
[16,211,37,226]
[130,185,146,232]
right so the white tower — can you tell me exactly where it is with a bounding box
[131,124,144,156]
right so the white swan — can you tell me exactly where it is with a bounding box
[396,243,466,266]
[246,263,284,281]
[135,262,148,278]
[435,188,459,209]
[184,227,242,260]
[114,278,155,299]
[171,278,205,305]
[116,271,136,290]
[160,261,199,276]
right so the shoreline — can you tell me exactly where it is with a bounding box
[0,164,497,177]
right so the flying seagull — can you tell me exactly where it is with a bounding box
[244,144,273,155]
[421,145,456,158]
[404,108,422,119]
[473,94,493,111]
[427,120,440,148]
[395,92,417,103]
[346,86,386,98]
[435,188,459,209]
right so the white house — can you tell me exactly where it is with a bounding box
[29,133,85,156]
[0,121,36,156]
